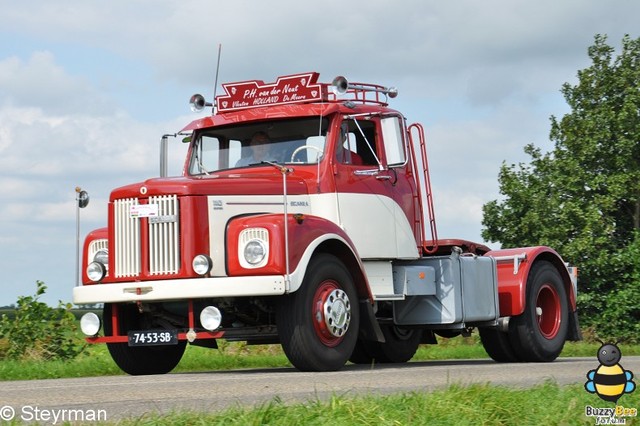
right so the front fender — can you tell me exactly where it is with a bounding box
[227,214,370,295]
[81,227,108,284]
[485,246,577,317]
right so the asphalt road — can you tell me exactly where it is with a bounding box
[1,357,639,422]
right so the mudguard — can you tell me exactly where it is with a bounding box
[227,213,383,343]
[484,246,577,317]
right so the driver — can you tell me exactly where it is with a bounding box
[235,131,276,166]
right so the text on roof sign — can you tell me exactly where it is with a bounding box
[216,72,324,112]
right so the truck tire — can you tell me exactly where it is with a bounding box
[508,261,568,362]
[349,326,421,364]
[103,303,186,375]
[367,325,422,363]
[349,339,375,364]
[479,327,519,362]
[277,253,359,371]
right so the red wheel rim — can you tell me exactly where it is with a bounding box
[312,280,351,347]
[536,284,561,339]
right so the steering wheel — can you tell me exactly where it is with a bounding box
[290,145,324,163]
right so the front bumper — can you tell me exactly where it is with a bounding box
[73,275,287,304]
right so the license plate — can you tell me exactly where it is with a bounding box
[128,330,178,346]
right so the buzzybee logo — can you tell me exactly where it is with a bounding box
[585,342,635,403]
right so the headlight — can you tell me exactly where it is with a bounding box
[238,228,269,268]
[192,254,213,276]
[244,240,266,265]
[87,261,107,282]
[93,249,109,267]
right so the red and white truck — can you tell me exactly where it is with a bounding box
[74,72,581,374]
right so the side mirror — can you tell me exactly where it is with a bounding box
[76,189,89,208]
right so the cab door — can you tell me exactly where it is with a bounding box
[380,115,422,257]
[333,115,419,259]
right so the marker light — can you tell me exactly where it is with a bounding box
[200,306,222,331]
[192,254,213,276]
[80,312,101,336]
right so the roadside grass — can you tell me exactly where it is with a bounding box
[1,332,638,381]
[2,335,638,425]
[112,381,627,425]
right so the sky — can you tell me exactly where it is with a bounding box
[0,0,638,306]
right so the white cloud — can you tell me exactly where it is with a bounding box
[3,1,635,103]
[0,52,186,304]
[0,0,638,305]
[0,52,113,115]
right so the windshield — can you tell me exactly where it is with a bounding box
[189,117,328,175]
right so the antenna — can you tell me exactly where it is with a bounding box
[212,44,222,113]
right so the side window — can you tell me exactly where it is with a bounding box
[381,116,406,166]
[190,135,220,174]
[338,119,379,166]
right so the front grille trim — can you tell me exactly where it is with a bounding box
[149,195,181,275]
[113,195,181,278]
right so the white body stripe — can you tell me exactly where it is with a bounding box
[207,192,418,277]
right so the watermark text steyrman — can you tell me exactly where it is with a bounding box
[0,404,107,424]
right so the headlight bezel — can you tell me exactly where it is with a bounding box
[87,239,109,280]
[238,228,269,269]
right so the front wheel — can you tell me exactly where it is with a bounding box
[508,261,569,362]
[277,254,359,371]
[103,303,186,375]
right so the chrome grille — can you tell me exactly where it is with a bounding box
[113,195,181,278]
[148,195,180,275]
[114,198,141,278]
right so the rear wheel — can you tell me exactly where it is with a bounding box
[479,327,519,362]
[103,303,186,375]
[349,326,421,364]
[277,254,359,371]
[508,261,568,362]
[349,339,375,364]
[368,325,422,363]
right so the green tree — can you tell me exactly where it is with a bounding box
[482,34,640,341]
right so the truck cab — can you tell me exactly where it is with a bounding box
[75,72,580,374]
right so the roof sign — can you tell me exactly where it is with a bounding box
[216,72,324,112]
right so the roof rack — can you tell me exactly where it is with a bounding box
[327,75,397,106]
[189,72,399,114]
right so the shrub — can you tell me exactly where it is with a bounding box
[0,281,85,361]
